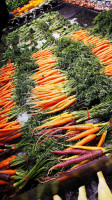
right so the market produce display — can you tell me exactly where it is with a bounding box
[63,0,112,11]
[6,0,62,33]
[12,0,42,15]
[12,0,45,17]
[0,4,112,200]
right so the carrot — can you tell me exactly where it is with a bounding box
[95,47,110,56]
[0,173,11,181]
[0,108,11,115]
[65,130,80,135]
[31,69,58,81]
[32,91,61,99]
[97,131,107,147]
[35,94,61,101]
[0,121,19,129]
[1,133,22,143]
[100,55,112,62]
[59,155,78,161]
[37,129,53,143]
[46,97,75,113]
[31,94,66,109]
[3,100,15,109]
[51,149,92,155]
[0,180,9,185]
[48,96,74,110]
[36,75,62,85]
[0,93,12,99]
[88,38,99,44]
[0,125,20,133]
[35,116,75,130]
[36,64,54,72]
[0,117,9,124]
[70,160,88,169]
[38,69,60,80]
[40,77,66,85]
[0,170,17,175]
[66,146,103,150]
[66,127,99,141]
[48,149,104,172]
[74,134,96,146]
[0,155,16,169]
[0,82,11,92]
[42,96,67,110]
[92,44,109,53]
[60,124,94,131]
[36,59,56,66]
[0,91,10,98]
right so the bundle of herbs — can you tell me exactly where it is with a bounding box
[91,10,112,39]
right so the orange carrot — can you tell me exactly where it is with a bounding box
[46,97,76,114]
[36,75,61,85]
[74,134,96,146]
[60,124,94,131]
[0,180,9,185]
[35,116,76,130]
[97,131,107,147]
[0,170,17,175]
[0,125,20,133]
[2,132,22,143]
[31,94,66,109]
[67,127,99,141]
[0,155,16,169]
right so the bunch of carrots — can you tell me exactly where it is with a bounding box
[70,30,112,79]
[48,143,111,177]
[30,49,75,114]
[0,60,22,144]
[0,60,27,192]
[12,0,45,17]
[33,109,110,148]
[0,151,28,194]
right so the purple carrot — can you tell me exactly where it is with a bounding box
[0,173,11,181]
[44,121,75,137]
[59,155,106,176]
[51,149,92,155]
[36,122,76,145]
[35,121,75,136]
[65,133,80,138]
[52,133,79,139]
[34,129,47,136]
[41,176,54,181]
[49,149,104,172]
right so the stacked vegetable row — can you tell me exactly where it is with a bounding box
[0,61,27,195]
[64,0,111,11]
[70,30,112,78]
[12,0,45,17]
[30,49,75,114]
[0,61,21,144]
